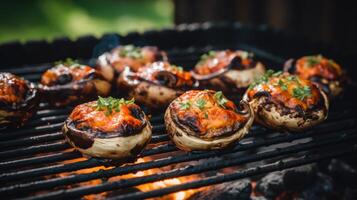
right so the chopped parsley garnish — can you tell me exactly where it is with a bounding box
[54,58,80,67]
[204,112,209,119]
[293,86,311,100]
[200,50,217,61]
[305,55,323,66]
[95,96,135,116]
[214,91,228,108]
[278,79,288,91]
[119,45,143,59]
[195,99,207,110]
[172,65,183,72]
[179,101,191,110]
[248,69,281,89]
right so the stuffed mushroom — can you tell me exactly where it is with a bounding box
[96,45,167,83]
[244,70,329,132]
[63,97,152,159]
[40,59,111,107]
[191,50,265,93]
[117,61,194,109]
[284,55,345,98]
[165,90,254,151]
[0,73,40,128]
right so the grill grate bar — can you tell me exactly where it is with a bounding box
[0,114,165,142]
[19,129,357,200]
[0,132,63,151]
[0,152,81,171]
[0,141,69,160]
[0,124,166,151]
[2,120,356,196]
[112,145,357,200]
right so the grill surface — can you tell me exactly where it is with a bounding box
[1,22,357,200]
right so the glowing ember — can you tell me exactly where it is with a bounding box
[48,155,201,200]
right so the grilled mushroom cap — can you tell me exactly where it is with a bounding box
[165,90,254,151]
[117,61,194,110]
[0,73,40,128]
[96,45,168,82]
[191,50,265,92]
[40,61,111,107]
[244,70,329,132]
[63,97,152,159]
[284,55,345,98]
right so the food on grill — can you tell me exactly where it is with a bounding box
[284,55,345,98]
[165,90,254,151]
[118,61,194,109]
[0,73,40,128]
[40,59,111,107]
[244,70,329,132]
[96,45,167,82]
[63,97,152,159]
[191,50,265,92]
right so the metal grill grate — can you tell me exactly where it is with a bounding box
[1,23,357,200]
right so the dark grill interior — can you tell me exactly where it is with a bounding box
[1,22,357,200]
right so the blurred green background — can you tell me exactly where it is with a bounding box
[0,0,173,43]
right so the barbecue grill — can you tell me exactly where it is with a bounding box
[1,22,357,200]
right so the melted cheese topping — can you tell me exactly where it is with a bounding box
[109,46,164,73]
[0,73,29,104]
[134,61,193,88]
[194,50,253,75]
[295,55,342,80]
[69,101,145,133]
[41,64,95,86]
[247,73,322,111]
[171,90,248,138]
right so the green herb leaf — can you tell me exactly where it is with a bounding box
[305,55,323,66]
[200,50,217,61]
[278,79,288,91]
[248,69,276,89]
[95,96,135,114]
[195,99,206,110]
[179,101,191,110]
[214,91,228,108]
[204,112,209,119]
[293,86,311,100]
[54,58,80,67]
[172,65,183,72]
[119,45,143,59]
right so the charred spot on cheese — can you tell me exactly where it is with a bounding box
[169,90,249,140]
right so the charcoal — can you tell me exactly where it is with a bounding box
[188,179,252,200]
[328,159,357,186]
[295,173,335,200]
[255,171,284,199]
[255,164,319,199]
[283,164,318,191]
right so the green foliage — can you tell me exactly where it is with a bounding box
[0,0,173,43]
